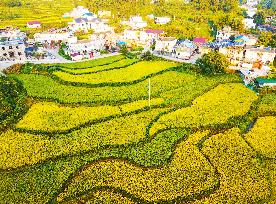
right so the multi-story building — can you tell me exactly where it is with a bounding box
[0,41,26,61]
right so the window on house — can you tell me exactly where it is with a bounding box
[3,53,7,56]
[16,46,19,49]
[2,47,5,50]
[9,46,12,49]
[18,52,22,56]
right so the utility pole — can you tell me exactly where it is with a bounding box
[148,78,151,108]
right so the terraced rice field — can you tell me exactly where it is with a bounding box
[1,56,275,203]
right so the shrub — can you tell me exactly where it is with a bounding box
[58,44,72,60]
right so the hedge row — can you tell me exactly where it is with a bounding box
[0,75,28,130]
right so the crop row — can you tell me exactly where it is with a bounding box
[15,98,164,133]
[57,55,124,69]
[0,108,167,170]
[0,128,190,204]
[244,116,276,158]
[57,131,218,203]
[64,189,136,204]
[52,61,178,85]
[60,58,138,74]
[194,128,270,203]
[257,93,276,117]
[12,70,241,106]
[150,83,258,136]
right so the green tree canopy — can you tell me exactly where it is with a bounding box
[253,11,266,26]
[195,51,230,75]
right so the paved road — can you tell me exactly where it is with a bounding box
[0,52,120,72]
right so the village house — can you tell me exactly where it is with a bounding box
[155,37,177,53]
[98,10,112,18]
[123,29,164,46]
[141,29,165,42]
[66,37,106,61]
[243,18,256,29]
[34,31,77,44]
[246,0,260,6]
[27,21,41,29]
[0,27,26,41]
[154,17,171,25]
[122,16,147,30]
[172,40,197,60]
[220,46,276,66]
[68,18,114,34]
[240,5,257,18]
[216,26,239,42]
[0,40,26,61]
[63,6,93,19]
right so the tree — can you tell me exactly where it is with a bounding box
[257,31,276,48]
[195,51,230,75]
[273,55,276,68]
[229,35,235,42]
[119,45,128,56]
[253,12,266,26]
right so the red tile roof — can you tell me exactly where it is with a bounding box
[27,21,41,25]
[145,29,164,34]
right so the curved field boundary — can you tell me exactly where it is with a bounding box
[14,103,165,136]
[195,127,272,204]
[53,130,221,204]
[57,60,139,75]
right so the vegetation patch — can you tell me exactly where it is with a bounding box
[257,93,276,116]
[244,116,276,158]
[60,58,138,74]
[15,99,163,132]
[52,61,178,85]
[57,131,218,203]
[0,108,166,170]
[197,128,270,203]
[0,76,27,129]
[58,55,124,69]
[150,83,258,136]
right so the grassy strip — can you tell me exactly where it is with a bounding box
[56,55,124,69]
[0,76,29,131]
[59,59,139,74]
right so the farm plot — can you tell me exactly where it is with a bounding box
[195,128,270,203]
[60,58,138,74]
[244,116,276,158]
[57,131,218,203]
[52,61,178,84]
[1,55,275,204]
[0,108,166,170]
[150,83,257,136]
[15,99,163,132]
